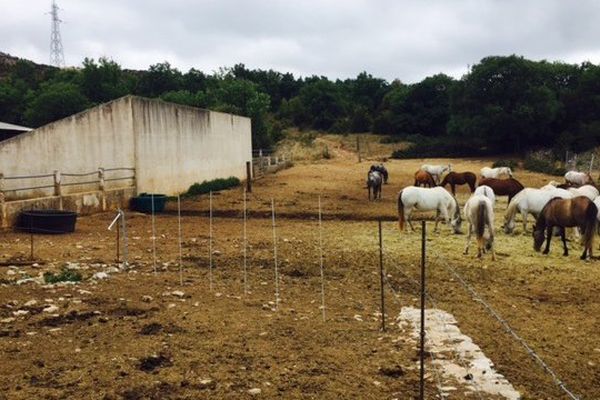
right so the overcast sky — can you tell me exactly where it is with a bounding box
[1,0,599,83]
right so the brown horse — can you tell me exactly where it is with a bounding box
[533,197,597,260]
[440,172,477,196]
[414,170,436,188]
[478,177,524,203]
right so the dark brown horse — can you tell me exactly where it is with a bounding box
[478,178,524,203]
[414,170,436,188]
[533,197,597,260]
[440,172,477,195]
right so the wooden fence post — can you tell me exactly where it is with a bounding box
[0,174,5,229]
[98,167,107,211]
[53,170,62,210]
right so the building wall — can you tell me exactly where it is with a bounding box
[132,97,252,194]
[0,96,252,200]
[0,96,135,200]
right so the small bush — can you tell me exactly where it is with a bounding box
[379,136,404,144]
[322,145,332,159]
[391,136,494,159]
[185,177,240,196]
[492,159,518,169]
[524,150,566,176]
[44,269,82,284]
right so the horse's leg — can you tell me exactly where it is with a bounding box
[451,184,456,196]
[433,210,440,232]
[406,209,415,231]
[464,223,473,255]
[543,226,553,254]
[521,210,528,234]
[560,228,568,256]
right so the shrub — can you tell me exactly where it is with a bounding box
[322,145,332,159]
[185,177,241,196]
[523,150,566,176]
[44,269,82,284]
[492,159,518,169]
[391,136,494,159]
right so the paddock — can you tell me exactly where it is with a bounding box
[0,156,598,399]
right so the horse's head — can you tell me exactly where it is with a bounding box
[451,198,462,234]
[532,224,545,252]
[503,216,515,234]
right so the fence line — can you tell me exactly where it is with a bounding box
[433,256,581,400]
[0,167,136,201]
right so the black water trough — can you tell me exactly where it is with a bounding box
[18,210,78,234]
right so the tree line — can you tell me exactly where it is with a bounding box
[0,54,599,154]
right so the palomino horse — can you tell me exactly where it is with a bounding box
[414,170,436,188]
[504,188,573,234]
[474,185,496,205]
[370,164,389,184]
[367,171,383,201]
[478,177,524,203]
[420,164,451,185]
[481,166,513,179]
[533,197,597,260]
[463,194,496,260]
[564,170,595,187]
[397,186,462,233]
[440,172,476,195]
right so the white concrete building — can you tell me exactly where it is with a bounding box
[0,95,252,199]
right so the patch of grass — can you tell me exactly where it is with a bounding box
[185,177,240,196]
[43,269,82,284]
[524,150,566,176]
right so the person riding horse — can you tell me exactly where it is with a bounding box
[369,164,388,184]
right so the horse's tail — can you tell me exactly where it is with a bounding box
[583,201,598,253]
[398,190,405,231]
[477,200,486,240]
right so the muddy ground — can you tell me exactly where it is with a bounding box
[1,144,599,399]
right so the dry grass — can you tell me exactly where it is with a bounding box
[0,154,599,399]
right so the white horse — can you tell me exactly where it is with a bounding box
[474,185,496,205]
[367,171,383,201]
[564,171,594,187]
[481,166,513,179]
[397,186,462,233]
[420,164,451,185]
[503,188,573,234]
[463,195,496,260]
[568,185,599,200]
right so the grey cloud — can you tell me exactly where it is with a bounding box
[1,0,599,83]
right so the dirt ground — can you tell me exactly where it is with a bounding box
[1,140,599,399]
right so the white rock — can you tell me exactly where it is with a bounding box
[13,310,29,316]
[93,272,109,280]
[172,290,185,298]
[24,300,38,307]
[6,270,16,276]
[142,295,154,302]
[43,305,60,313]
[1,317,16,323]
[248,388,262,395]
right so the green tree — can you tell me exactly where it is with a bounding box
[81,57,129,103]
[24,82,89,127]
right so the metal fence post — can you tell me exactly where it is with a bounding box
[419,220,426,400]
[246,161,252,193]
[0,174,5,229]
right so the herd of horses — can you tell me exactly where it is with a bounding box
[366,163,599,260]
